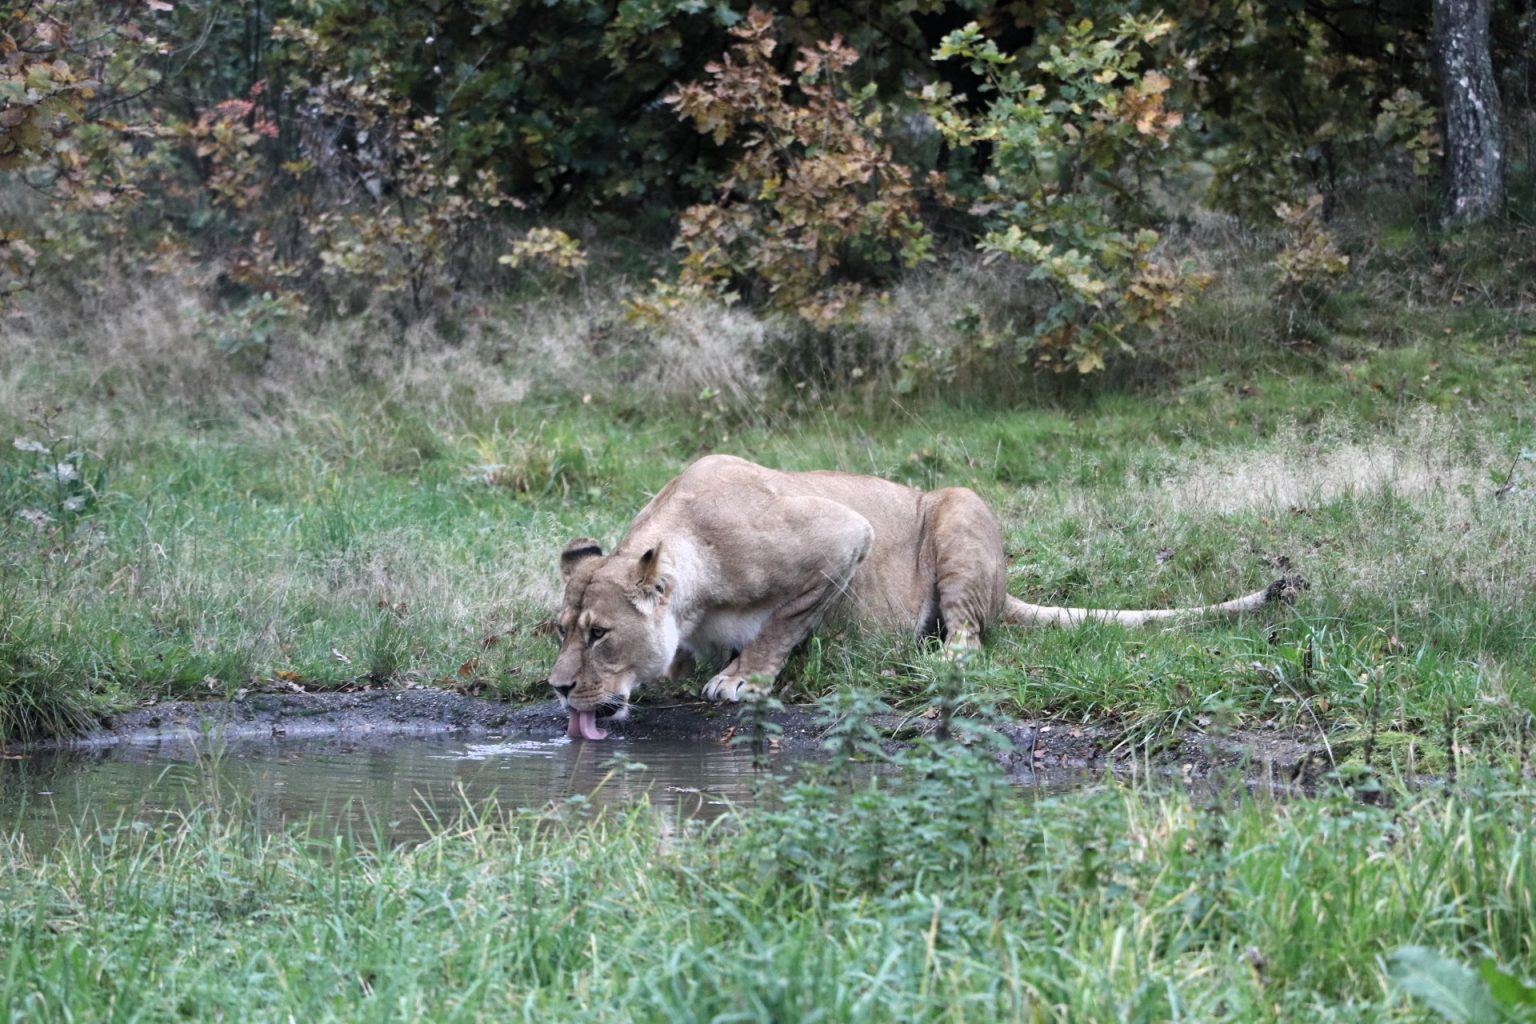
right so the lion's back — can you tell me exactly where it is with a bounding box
[663,455,935,630]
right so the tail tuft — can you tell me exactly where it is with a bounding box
[1263,573,1310,605]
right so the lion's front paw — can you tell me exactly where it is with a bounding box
[701,673,767,703]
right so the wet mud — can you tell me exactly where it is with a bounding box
[21,689,1340,791]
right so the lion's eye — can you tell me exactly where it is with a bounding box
[588,626,607,644]
[555,626,567,643]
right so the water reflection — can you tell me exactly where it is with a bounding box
[1,733,774,848]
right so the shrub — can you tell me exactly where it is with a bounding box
[664,8,931,327]
[927,15,1208,374]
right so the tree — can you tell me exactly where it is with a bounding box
[1433,0,1504,224]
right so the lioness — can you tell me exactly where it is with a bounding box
[551,454,1290,739]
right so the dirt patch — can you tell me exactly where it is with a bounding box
[26,690,1340,790]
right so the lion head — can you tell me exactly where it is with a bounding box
[549,537,676,740]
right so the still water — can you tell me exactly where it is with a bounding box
[1,733,779,847]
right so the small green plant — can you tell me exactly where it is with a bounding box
[498,227,588,279]
[816,682,892,767]
[1389,946,1536,1023]
[734,688,785,776]
[205,292,305,371]
[741,661,1011,905]
[8,406,104,533]
[1375,88,1442,181]
[1273,193,1350,306]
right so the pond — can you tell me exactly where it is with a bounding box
[1,733,779,848]
[1,692,1306,849]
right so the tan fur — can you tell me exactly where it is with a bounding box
[549,454,1291,716]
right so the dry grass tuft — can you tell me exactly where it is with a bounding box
[1141,412,1485,516]
[990,409,1536,621]
[2,273,240,410]
[626,299,767,404]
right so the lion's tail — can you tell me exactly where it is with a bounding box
[1002,575,1305,628]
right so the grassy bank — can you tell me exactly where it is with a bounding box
[1,236,1535,760]
[3,766,1533,1021]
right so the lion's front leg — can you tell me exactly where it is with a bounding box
[698,589,823,702]
[701,656,759,702]
[698,496,872,703]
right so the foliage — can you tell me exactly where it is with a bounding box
[262,0,727,203]
[265,31,519,316]
[498,227,588,279]
[3,0,1532,341]
[239,0,995,208]
[184,80,278,215]
[1187,0,1440,217]
[1389,946,1536,1022]
[928,15,1208,375]
[1375,87,1444,179]
[665,9,931,326]
[0,0,171,303]
[0,1,164,186]
[0,3,96,172]
[1273,193,1350,302]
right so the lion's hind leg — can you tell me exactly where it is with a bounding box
[918,487,1010,649]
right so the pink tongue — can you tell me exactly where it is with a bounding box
[566,709,609,741]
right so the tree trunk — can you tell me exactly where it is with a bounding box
[1432,0,1504,225]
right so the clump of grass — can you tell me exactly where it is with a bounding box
[0,611,124,742]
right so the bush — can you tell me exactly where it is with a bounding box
[926,14,1208,375]
[665,9,931,327]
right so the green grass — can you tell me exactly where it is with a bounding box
[1,271,1534,755]
[1,210,1534,762]
[2,764,1532,1022]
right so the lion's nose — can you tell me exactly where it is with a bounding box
[551,681,574,698]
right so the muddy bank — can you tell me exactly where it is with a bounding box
[22,690,1338,788]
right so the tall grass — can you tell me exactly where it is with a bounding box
[2,770,1532,1022]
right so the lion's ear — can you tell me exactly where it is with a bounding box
[636,543,668,603]
[560,538,604,581]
